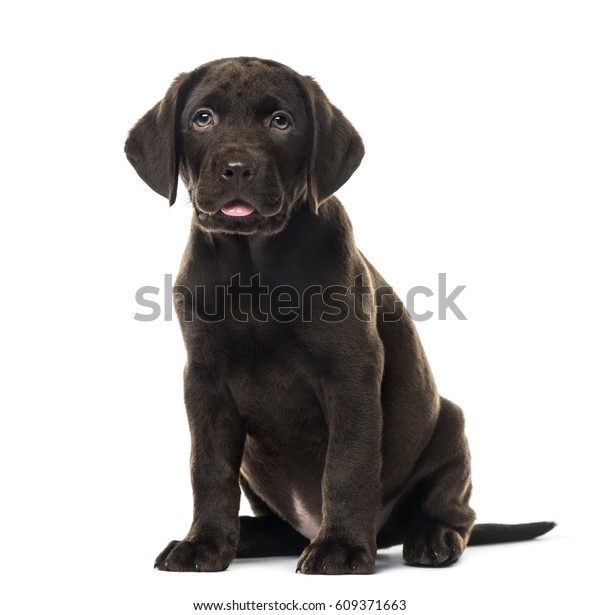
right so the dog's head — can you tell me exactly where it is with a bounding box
[125,57,364,235]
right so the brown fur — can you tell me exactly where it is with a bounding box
[126,57,554,574]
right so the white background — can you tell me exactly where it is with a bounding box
[1,1,598,613]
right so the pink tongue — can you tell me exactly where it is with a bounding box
[221,203,255,217]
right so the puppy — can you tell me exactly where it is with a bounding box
[125,57,554,574]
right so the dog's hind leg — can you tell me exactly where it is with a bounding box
[378,398,476,567]
[237,516,309,558]
[403,398,475,566]
[399,456,475,567]
[236,476,309,558]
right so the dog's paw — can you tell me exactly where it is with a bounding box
[296,540,375,575]
[154,538,235,572]
[403,525,466,567]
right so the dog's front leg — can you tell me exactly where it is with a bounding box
[297,366,383,575]
[155,362,245,572]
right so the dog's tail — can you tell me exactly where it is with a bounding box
[468,521,556,545]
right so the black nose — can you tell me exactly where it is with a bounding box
[220,155,257,183]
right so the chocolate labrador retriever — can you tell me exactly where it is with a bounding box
[125,57,554,574]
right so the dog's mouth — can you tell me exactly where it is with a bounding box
[220,200,256,217]
[192,196,289,236]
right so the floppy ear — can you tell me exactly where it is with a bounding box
[301,76,365,212]
[124,70,199,205]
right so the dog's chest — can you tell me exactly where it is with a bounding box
[215,323,314,396]
[223,325,329,535]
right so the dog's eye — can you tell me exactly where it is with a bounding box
[271,114,291,130]
[192,110,214,129]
